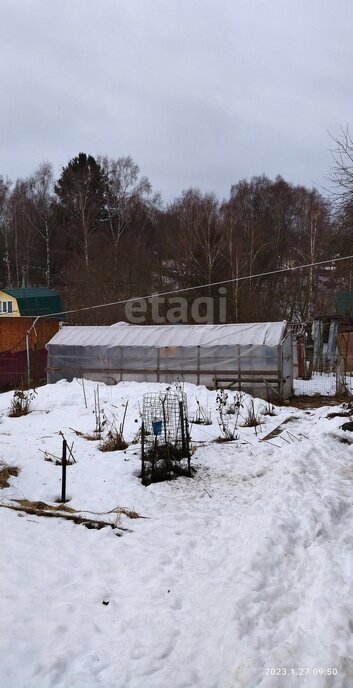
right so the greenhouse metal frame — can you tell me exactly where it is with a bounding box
[46,321,293,400]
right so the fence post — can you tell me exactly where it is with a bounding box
[25,333,30,389]
[336,356,346,396]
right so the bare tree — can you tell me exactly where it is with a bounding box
[0,177,12,287]
[26,162,55,287]
[220,198,243,322]
[9,179,36,287]
[100,155,160,263]
[330,126,353,201]
[172,189,222,289]
[330,126,353,290]
[293,189,331,320]
[227,178,274,318]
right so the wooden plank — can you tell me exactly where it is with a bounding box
[48,366,280,377]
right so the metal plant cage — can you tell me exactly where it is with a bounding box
[141,389,191,485]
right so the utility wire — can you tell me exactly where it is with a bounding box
[0,252,348,375]
[1,252,352,334]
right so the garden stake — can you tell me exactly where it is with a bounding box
[61,438,67,502]
[179,400,186,455]
[162,397,171,477]
[141,422,145,479]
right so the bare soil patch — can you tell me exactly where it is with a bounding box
[288,396,341,409]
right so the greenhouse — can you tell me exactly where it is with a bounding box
[46,321,293,400]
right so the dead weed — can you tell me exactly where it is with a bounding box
[0,462,19,489]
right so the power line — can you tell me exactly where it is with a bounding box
[2,252,352,333]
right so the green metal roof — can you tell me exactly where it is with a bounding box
[2,288,62,317]
[336,292,353,317]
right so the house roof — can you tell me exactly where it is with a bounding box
[2,288,62,317]
[47,321,288,349]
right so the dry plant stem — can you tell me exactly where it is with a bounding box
[77,378,87,408]
[241,400,262,430]
[69,428,101,441]
[9,386,36,417]
[193,399,212,425]
[94,385,102,433]
[99,401,129,451]
[58,431,76,463]
[99,435,128,452]
[0,501,131,532]
[120,401,128,435]
[12,499,145,519]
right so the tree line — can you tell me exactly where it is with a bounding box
[0,133,352,325]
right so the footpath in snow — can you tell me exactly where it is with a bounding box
[0,380,353,688]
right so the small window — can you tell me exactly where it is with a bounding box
[2,302,7,313]
[7,301,12,314]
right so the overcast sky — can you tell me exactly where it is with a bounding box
[0,0,352,202]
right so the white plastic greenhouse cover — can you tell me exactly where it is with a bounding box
[47,321,287,349]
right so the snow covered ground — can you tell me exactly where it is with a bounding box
[0,380,353,688]
[294,373,337,396]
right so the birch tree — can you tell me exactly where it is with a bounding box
[0,177,12,287]
[100,155,159,264]
[27,162,55,287]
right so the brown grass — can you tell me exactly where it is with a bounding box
[0,463,19,489]
[99,433,128,452]
[288,395,339,409]
[8,388,35,417]
[16,499,76,512]
[8,404,30,418]
[326,410,352,419]
[70,428,101,441]
[115,507,142,519]
[0,499,132,533]
[9,499,143,520]
[240,400,262,428]
[215,435,239,443]
[241,416,261,428]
